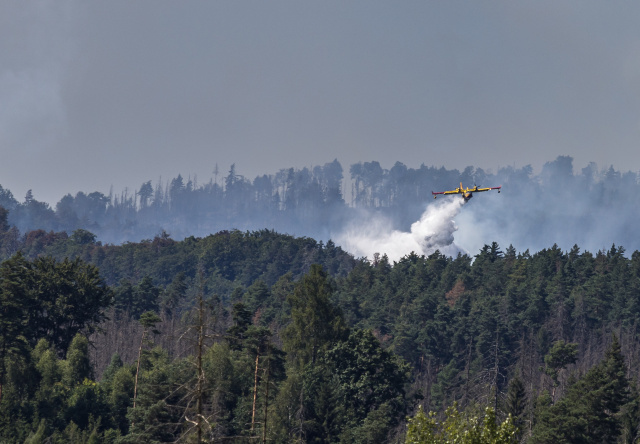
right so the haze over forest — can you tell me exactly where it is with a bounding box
[0,155,636,260]
[4,2,640,206]
[5,2,640,442]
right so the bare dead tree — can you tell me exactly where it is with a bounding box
[176,268,218,443]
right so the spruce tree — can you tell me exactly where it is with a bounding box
[504,373,527,437]
[531,335,630,443]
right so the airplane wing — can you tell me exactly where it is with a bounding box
[473,186,502,193]
[431,189,461,196]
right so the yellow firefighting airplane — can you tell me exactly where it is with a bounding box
[432,183,501,202]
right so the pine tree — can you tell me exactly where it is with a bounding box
[64,334,93,387]
[531,335,630,443]
[0,253,31,402]
[281,264,347,369]
[132,311,161,411]
[504,373,527,437]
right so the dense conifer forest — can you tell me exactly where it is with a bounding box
[1,157,640,442]
[1,215,640,441]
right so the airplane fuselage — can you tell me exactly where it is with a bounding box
[432,183,501,201]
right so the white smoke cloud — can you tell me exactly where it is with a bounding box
[335,198,466,262]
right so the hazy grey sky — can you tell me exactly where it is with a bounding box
[2,1,640,204]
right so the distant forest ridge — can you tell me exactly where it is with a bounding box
[0,156,638,253]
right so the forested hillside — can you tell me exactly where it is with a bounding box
[0,223,639,442]
[1,156,640,253]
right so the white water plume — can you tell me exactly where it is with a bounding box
[336,198,466,263]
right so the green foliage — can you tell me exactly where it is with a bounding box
[108,366,134,434]
[326,328,410,423]
[64,334,92,387]
[13,229,356,295]
[300,328,411,443]
[71,229,97,245]
[282,264,348,368]
[202,342,236,435]
[0,253,31,401]
[64,380,109,431]
[405,404,518,444]
[504,374,527,437]
[114,278,161,320]
[160,271,187,315]
[531,336,631,443]
[5,231,640,442]
[543,340,578,393]
[124,348,189,443]
[543,341,577,375]
[27,256,112,352]
[138,311,161,331]
[101,353,123,387]
[133,278,161,319]
[112,280,134,317]
[227,302,253,350]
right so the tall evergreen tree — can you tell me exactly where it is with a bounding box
[282,264,347,368]
[0,253,31,402]
[531,335,630,443]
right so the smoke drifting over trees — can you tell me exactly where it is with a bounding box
[1,156,638,258]
[338,198,466,262]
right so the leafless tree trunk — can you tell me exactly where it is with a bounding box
[263,346,270,444]
[132,330,145,410]
[251,353,260,434]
